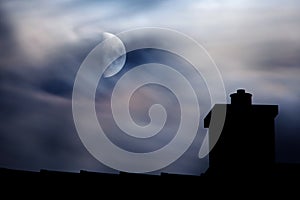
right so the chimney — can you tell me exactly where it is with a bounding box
[230,89,252,106]
[205,89,278,176]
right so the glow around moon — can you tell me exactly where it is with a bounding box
[102,32,126,78]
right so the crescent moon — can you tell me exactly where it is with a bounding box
[101,32,126,78]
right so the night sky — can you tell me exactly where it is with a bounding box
[0,0,300,175]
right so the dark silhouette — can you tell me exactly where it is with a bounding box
[204,89,278,176]
[1,89,300,178]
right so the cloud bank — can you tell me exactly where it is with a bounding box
[0,0,300,174]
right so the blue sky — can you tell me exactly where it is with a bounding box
[0,0,300,175]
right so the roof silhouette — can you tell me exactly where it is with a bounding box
[204,89,278,176]
[1,89,300,178]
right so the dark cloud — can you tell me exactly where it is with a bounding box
[0,42,209,175]
[41,78,73,98]
[0,6,17,66]
[0,8,11,39]
[1,0,300,175]
[95,48,209,174]
[249,41,300,70]
[276,106,300,163]
[0,32,117,172]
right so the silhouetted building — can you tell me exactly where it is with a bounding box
[3,89,300,177]
[204,89,278,176]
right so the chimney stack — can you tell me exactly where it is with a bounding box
[230,89,252,106]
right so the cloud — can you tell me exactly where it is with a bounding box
[0,0,169,66]
[1,0,300,174]
[0,82,116,172]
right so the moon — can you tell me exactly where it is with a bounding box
[101,32,126,78]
